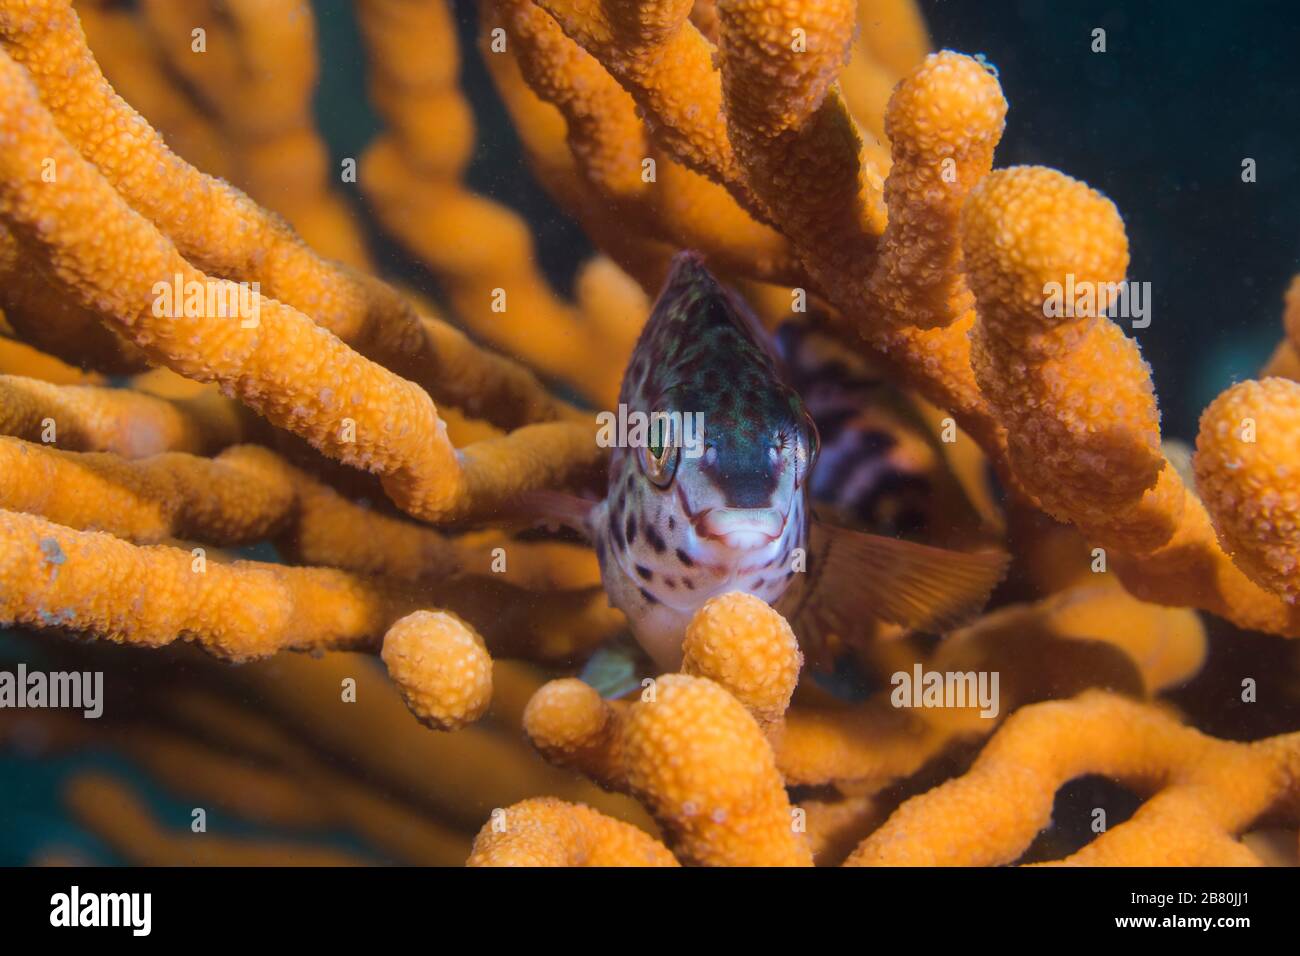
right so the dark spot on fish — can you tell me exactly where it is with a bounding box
[626,514,637,546]
[675,548,694,567]
[667,515,676,531]
[785,569,796,579]
[679,353,707,378]
[664,577,676,589]
[682,577,695,590]
[596,539,606,564]
[639,587,659,605]
[635,564,653,581]
[609,512,625,550]
[644,523,667,554]
[751,578,764,590]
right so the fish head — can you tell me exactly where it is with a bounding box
[657,373,817,554]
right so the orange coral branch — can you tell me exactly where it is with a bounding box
[1263,277,1300,379]
[520,595,811,864]
[523,678,630,791]
[0,433,601,590]
[1,0,572,430]
[519,582,1206,837]
[772,581,1204,789]
[0,0,413,357]
[0,337,104,385]
[73,0,231,179]
[716,0,885,281]
[1195,378,1300,603]
[845,691,1300,866]
[467,797,678,866]
[624,674,812,865]
[0,44,599,521]
[381,610,494,731]
[522,10,1014,467]
[476,22,680,293]
[963,166,1300,635]
[136,0,371,267]
[522,592,803,789]
[66,773,375,866]
[0,438,298,547]
[856,0,930,77]
[0,224,147,375]
[533,0,756,205]
[357,0,646,406]
[681,591,802,730]
[491,0,797,285]
[0,503,620,667]
[0,375,250,456]
[0,507,421,661]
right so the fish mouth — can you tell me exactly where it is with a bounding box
[693,505,786,549]
[674,484,789,549]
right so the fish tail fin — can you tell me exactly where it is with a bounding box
[787,523,1009,662]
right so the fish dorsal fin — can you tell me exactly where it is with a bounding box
[786,523,1009,650]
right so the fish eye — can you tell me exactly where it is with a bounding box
[640,416,680,488]
[806,415,821,464]
[795,415,820,486]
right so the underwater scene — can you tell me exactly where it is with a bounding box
[1,0,1300,885]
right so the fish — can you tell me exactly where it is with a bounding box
[534,252,1008,672]
[774,313,1002,540]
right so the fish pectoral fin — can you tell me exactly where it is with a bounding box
[791,522,1009,639]
[500,490,597,539]
[578,636,651,700]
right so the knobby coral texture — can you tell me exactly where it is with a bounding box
[0,0,1297,867]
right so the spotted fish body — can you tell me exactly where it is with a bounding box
[590,254,815,669]
[587,253,1007,673]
